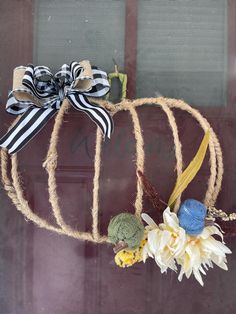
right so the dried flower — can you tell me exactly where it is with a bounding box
[141,207,232,286]
[141,208,186,273]
[176,224,231,286]
[114,235,147,268]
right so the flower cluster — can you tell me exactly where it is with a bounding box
[141,207,231,286]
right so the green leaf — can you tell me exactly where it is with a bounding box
[168,130,210,207]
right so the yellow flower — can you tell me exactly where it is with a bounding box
[176,224,231,286]
[114,236,147,268]
[141,207,186,273]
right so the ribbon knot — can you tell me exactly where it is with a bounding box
[58,86,66,102]
[0,60,113,154]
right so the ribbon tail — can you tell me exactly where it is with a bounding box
[67,93,114,138]
[0,107,57,154]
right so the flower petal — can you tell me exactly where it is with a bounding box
[163,207,179,229]
[148,229,159,254]
[201,225,224,241]
[159,230,172,250]
[210,254,228,270]
[193,269,204,286]
[141,213,158,228]
[202,238,232,256]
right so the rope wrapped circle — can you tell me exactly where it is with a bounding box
[1,97,223,244]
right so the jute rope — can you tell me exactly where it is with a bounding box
[91,128,103,241]
[1,149,67,236]
[43,100,146,242]
[0,97,226,243]
[127,105,145,217]
[42,99,95,242]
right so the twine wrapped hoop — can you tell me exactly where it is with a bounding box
[1,97,223,243]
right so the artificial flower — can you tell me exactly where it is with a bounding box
[141,207,186,273]
[114,235,147,268]
[141,207,232,286]
[176,224,232,286]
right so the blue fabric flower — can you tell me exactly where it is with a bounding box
[178,199,207,235]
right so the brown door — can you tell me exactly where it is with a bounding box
[0,1,236,313]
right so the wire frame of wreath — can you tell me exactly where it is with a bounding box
[0,96,224,244]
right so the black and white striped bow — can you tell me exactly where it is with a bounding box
[0,60,113,154]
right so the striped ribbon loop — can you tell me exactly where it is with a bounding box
[0,61,113,154]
